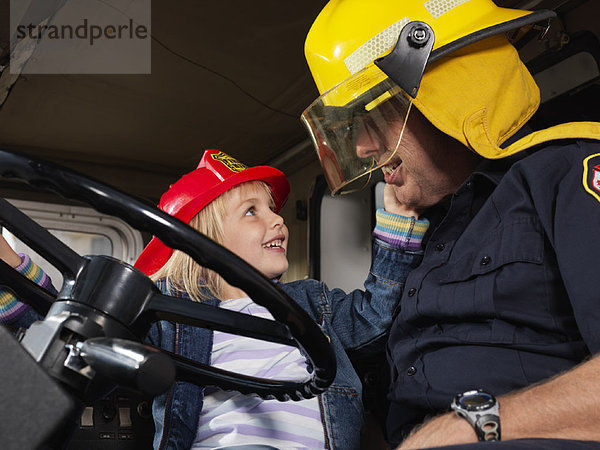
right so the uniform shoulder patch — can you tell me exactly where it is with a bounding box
[583,153,600,203]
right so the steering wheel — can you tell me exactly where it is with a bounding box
[0,148,336,402]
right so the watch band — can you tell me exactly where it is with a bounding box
[451,389,501,441]
[474,413,501,441]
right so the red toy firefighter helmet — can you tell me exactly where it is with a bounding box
[135,149,290,276]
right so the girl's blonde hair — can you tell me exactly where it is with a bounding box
[151,181,273,302]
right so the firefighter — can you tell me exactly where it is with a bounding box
[301,0,600,448]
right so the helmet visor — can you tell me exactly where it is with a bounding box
[302,66,412,195]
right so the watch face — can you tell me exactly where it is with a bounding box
[459,392,495,410]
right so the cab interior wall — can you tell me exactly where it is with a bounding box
[0,0,599,280]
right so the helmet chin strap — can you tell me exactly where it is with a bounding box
[370,101,413,174]
[388,101,412,164]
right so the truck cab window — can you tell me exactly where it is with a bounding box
[1,199,143,287]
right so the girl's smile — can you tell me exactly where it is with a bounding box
[221,183,289,285]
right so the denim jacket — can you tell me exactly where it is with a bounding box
[147,238,422,450]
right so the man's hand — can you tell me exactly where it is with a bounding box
[0,234,22,268]
[397,355,600,449]
[398,412,477,449]
[384,184,420,217]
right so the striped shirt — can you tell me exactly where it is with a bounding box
[0,254,51,324]
[193,297,325,449]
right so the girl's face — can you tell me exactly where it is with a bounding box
[221,183,289,281]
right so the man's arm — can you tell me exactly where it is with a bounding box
[398,355,600,448]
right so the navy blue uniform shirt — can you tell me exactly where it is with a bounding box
[387,140,600,441]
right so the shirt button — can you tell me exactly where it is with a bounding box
[435,243,445,252]
[480,256,492,265]
[407,366,417,376]
[407,288,417,297]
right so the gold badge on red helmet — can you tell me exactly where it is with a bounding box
[583,153,600,203]
[211,151,248,173]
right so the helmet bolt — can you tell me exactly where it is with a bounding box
[408,26,430,48]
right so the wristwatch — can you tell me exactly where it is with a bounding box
[451,389,501,441]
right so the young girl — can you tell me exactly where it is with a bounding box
[1,149,429,450]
